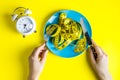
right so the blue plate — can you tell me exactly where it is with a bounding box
[44,10,92,58]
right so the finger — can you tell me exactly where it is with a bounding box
[92,40,99,53]
[40,49,48,63]
[92,40,103,56]
[99,47,107,57]
[97,46,105,58]
[39,43,46,49]
[87,47,96,65]
[32,43,46,58]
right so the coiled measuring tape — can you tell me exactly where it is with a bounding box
[46,13,86,52]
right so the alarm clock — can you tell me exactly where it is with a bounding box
[11,7,36,37]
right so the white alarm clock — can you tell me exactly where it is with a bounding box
[11,7,36,37]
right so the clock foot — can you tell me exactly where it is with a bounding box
[23,35,26,38]
[34,30,37,33]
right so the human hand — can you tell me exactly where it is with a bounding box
[87,40,112,80]
[28,43,48,80]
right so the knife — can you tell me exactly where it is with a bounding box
[80,18,97,59]
[80,18,92,45]
[44,33,50,50]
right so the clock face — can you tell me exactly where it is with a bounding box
[16,16,36,35]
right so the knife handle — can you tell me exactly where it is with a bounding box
[85,32,92,45]
[90,46,98,60]
[84,32,98,59]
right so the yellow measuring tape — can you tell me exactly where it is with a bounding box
[46,13,86,52]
